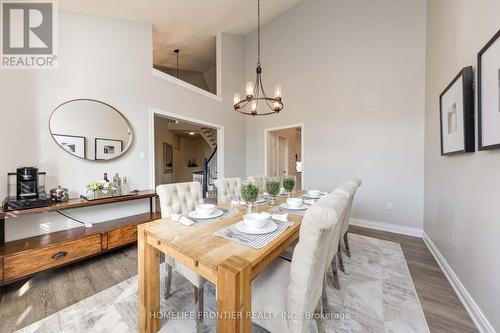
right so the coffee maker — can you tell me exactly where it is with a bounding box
[2,167,50,211]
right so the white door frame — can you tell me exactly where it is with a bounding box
[149,107,225,190]
[264,123,304,189]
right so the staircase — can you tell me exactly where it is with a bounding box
[164,121,217,199]
[200,127,217,150]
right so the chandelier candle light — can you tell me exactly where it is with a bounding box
[233,0,284,116]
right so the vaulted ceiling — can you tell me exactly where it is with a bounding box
[59,0,302,72]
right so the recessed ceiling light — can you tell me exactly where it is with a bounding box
[188,131,195,135]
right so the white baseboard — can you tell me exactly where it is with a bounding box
[422,232,495,333]
[350,218,423,237]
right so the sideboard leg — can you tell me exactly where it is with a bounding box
[0,218,5,244]
[149,197,153,219]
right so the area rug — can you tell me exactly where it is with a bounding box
[16,234,430,333]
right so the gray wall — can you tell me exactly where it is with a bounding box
[425,0,500,330]
[0,13,246,241]
[244,0,427,229]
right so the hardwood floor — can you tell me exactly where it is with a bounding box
[349,225,478,333]
[0,227,479,333]
[0,246,138,332]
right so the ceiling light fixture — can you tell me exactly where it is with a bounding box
[233,0,283,116]
[188,131,195,136]
[174,49,180,78]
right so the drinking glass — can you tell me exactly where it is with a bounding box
[266,177,281,205]
[230,194,240,216]
[282,175,296,198]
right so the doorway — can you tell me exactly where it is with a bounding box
[265,124,303,190]
[149,108,224,203]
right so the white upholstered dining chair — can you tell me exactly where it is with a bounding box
[156,182,206,320]
[308,191,349,291]
[252,194,347,333]
[247,175,267,195]
[332,179,362,273]
[213,177,241,204]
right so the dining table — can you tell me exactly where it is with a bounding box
[137,191,307,333]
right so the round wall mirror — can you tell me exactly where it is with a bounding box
[49,99,133,161]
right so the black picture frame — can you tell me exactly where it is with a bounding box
[478,29,500,150]
[95,138,123,160]
[439,66,475,156]
[52,134,87,159]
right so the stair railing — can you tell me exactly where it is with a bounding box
[203,146,217,197]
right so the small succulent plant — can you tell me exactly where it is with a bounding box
[241,183,259,203]
[266,180,281,197]
[283,176,296,192]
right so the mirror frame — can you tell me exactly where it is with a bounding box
[49,98,134,161]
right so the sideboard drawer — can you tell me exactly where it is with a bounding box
[3,235,102,281]
[107,225,138,249]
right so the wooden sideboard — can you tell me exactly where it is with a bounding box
[0,191,158,285]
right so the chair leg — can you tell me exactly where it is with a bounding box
[331,257,341,290]
[315,300,326,333]
[344,233,351,257]
[164,264,172,299]
[337,244,345,273]
[321,277,328,314]
[194,285,204,322]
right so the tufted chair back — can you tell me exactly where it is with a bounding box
[334,179,362,236]
[214,178,241,204]
[315,191,351,265]
[286,195,347,332]
[156,182,204,218]
[247,175,267,195]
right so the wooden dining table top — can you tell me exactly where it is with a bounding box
[141,192,305,283]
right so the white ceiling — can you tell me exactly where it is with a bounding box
[59,0,302,72]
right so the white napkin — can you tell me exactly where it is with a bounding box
[169,214,195,226]
[261,212,289,222]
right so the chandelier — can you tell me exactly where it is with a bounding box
[233,0,283,116]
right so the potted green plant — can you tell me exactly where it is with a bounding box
[86,181,113,199]
[266,177,281,205]
[241,182,259,213]
[282,175,296,198]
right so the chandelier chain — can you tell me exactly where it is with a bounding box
[257,0,261,65]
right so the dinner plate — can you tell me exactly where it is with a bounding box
[234,220,278,234]
[303,194,321,199]
[280,203,309,211]
[188,209,224,220]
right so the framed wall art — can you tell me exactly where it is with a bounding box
[52,134,87,159]
[439,66,475,156]
[478,29,500,150]
[95,138,123,160]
